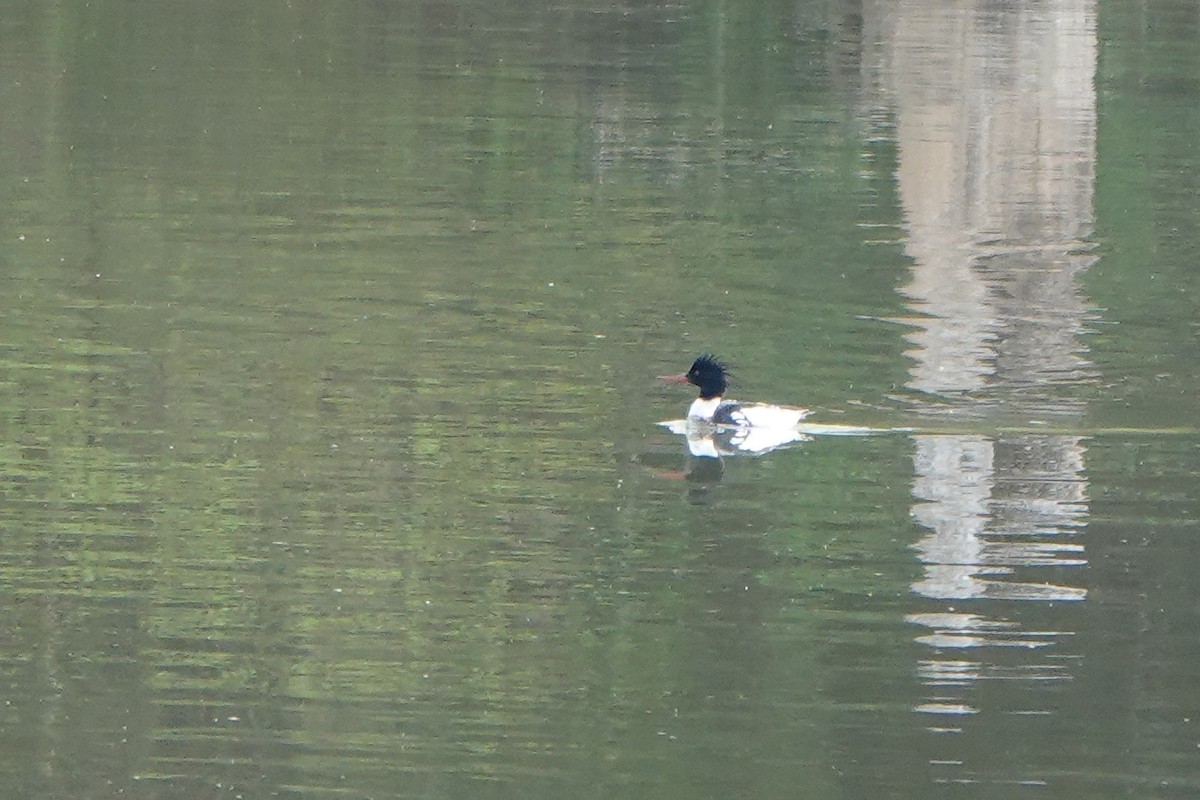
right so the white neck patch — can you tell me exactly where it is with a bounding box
[687,396,724,421]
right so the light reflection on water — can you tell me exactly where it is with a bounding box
[867,0,1099,783]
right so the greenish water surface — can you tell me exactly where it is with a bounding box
[0,2,1197,798]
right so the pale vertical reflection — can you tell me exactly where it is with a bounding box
[867,0,1098,406]
[860,0,1097,757]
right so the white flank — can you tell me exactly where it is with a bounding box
[736,404,810,428]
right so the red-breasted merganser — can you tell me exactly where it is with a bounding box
[659,354,811,428]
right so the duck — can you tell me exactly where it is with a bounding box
[658,354,810,428]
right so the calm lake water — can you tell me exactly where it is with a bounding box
[1,1,1198,798]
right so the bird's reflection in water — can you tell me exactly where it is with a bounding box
[682,456,725,504]
[651,419,903,501]
[647,421,814,502]
[661,419,813,458]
